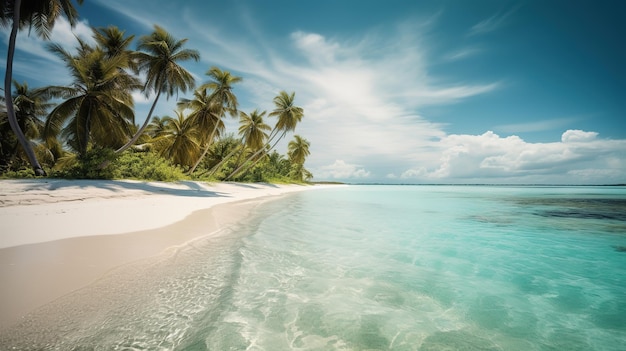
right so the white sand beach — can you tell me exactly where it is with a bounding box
[0,179,325,329]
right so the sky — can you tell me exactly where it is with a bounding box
[2,0,625,184]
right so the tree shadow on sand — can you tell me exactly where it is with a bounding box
[18,179,231,199]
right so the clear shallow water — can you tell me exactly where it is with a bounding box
[4,185,626,350]
[199,186,626,351]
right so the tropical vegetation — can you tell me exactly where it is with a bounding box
[0,2,313,183]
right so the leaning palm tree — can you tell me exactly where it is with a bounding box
[45,45,141,156]
[1,0,84,175]
[180,67,242,174]
[226,91,303,180]
[116,25,199,153]
[197,67,241,124]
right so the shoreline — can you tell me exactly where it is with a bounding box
[0,179,335,330]
[0,179,316,249]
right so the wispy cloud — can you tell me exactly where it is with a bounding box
[1,16,94,86]
[91,0,155,30]
[443,47,481,62]
[468,6,519,36]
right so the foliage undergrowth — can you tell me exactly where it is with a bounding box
[0,168,38,179]
[1,148,309,184]
[51,149,187,181]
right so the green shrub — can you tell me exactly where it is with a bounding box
[51,149,187,182]
[112,151,187,181]
[54,148,118,179]
[0,168,37,179]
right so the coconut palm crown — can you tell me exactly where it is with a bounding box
[116,25,199,153]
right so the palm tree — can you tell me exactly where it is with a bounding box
[267,150,291,176]
[180,67,242,174]
[0,81,58,168]
[44,45,141,156]
[226,91,303,180]
[146,115,170,138]
[1,0,84,175]
[239,109,271,151]
[150,111,200,169]
[93,25,137,64]
[206,109,270,179]
[198,134,239,177]
[197,67,241,123]
[286,135,311,182]
[116,25,199,153]
[289,163,313,182]
[287,135,310,165]
[92,26,140,124]
[10,81,54,138]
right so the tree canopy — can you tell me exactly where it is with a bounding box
[1,14,313,183]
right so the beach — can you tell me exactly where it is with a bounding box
[0,179,321,331]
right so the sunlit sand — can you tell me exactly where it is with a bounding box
[0,179,328,329]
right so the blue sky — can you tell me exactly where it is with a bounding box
[2,0,625,184]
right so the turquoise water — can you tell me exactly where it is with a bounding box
[4,185,626,350]
[197,185,626,351]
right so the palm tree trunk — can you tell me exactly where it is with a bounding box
[205,141,243,178]
[81,102,93,156]
[116,86,163,153]
[3,0,46,176]
[226,129,286,180]
[188,121,220,175]
[223,127,278,180]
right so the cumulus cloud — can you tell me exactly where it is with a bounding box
[561,129,598,143]
[398,130,626,184]
[314,160,371,180]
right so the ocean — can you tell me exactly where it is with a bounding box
[5,185,626,350]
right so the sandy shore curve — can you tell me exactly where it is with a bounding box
[0,179,331,329]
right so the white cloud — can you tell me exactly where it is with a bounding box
[2,16,94,86]
[397,130,626,184]
[291,32,341,66]
[168,15,500,179]
[561,129,598,143]
[314,160,371,180]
